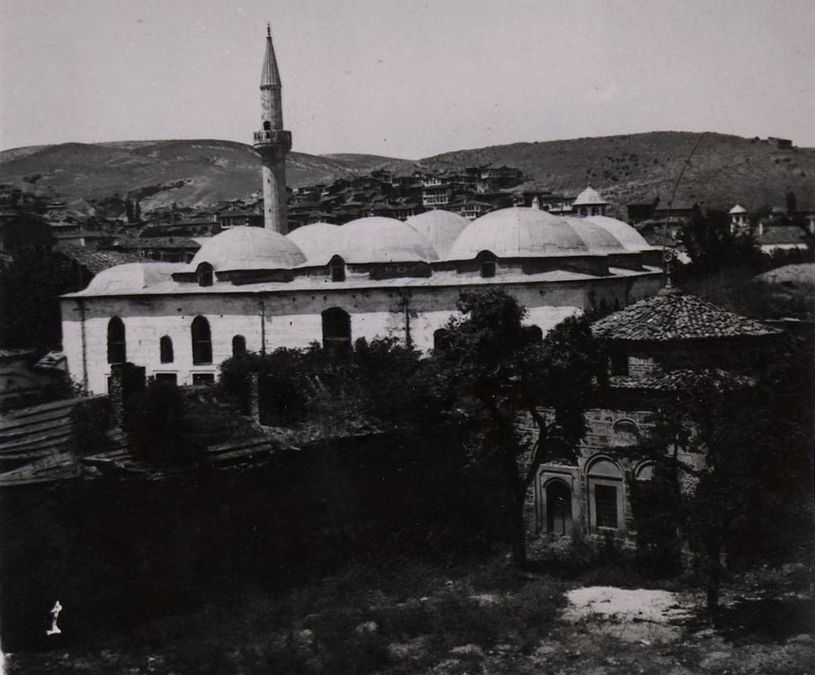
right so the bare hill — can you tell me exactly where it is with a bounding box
[1,132,812,217]
[0,140,402,214]
[404,132,815,211]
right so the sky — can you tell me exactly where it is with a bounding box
[1,0,813,158]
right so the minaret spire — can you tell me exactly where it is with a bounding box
[253,25,291,233]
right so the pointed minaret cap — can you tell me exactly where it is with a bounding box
[261,24,281,88]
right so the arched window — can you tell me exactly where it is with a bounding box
[191,316,212,365]
[329,255,346,282]
[263,120,271,131]
[634,461,655,481]
[197,262,213,287]
[612,419,640,447]
[433,328,450,351]
[159,335,174,363]
[586,457,624,532]
[477,251,496,278]
[591,207,599,216]
[232,335,246,358]
[322,308,351,355]
[107,317,126,364]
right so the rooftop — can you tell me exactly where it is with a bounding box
[592,286,780,342]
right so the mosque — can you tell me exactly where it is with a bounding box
[60,29,663,395]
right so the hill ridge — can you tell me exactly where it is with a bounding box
[2,131,812,216]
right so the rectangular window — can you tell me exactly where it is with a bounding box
[155,373,178,385]
[594,484,618,529]
[192,373,215,386]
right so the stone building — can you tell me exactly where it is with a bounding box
[59,29,663,395]
[525,285,780,545]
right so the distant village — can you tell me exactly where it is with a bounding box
[2,151,813,272]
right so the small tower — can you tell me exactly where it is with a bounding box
[253,25,292,234]
[729,204,748,233]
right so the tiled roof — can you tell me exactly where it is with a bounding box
[56,243,145,275]
[608,368,755,392]
[757,226,808,246]
[0,397,102,468]
[592,286,780,341]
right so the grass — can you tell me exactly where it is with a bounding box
[4,557,566,674]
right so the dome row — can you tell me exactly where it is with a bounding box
[187,207,652,273]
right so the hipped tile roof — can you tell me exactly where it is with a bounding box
[592,286,780,341]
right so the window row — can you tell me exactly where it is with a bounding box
[106,308,355,366]
[106,316,246,366]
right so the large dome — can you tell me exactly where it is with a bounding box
[449,207,593,260]
[188,226,306,272]
[287,222,342,265]
[338,217,439,263]
[83,262,183,295]
[585,215,653,252]
[564,217,627,253]
[406,210,470,258]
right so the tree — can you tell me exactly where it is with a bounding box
[680,208,761,275]
[632,335,814,616]
[432,290,603,566]
[0,247,78,351]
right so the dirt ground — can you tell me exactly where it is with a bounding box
[4,563,813,674]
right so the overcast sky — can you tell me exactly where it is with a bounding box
[1,0,813,158]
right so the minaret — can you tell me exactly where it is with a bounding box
[253,25,291,233]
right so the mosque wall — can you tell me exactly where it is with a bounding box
[61,273,658,395]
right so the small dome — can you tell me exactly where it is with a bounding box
[585,215,653,252]
[729,204,747,215]
[83,262,182,295]
[187,226,306,272]
[573,186,609,206]
[448,207,589,260]
[338,217,439,263]
[565,217,626,252]
[406,210,470,258]
[287,222,342,265]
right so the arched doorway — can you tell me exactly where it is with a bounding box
[322,307,351,355]
[545,479,572,537]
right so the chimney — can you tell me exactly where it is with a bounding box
[109,363,146,432]
[248,371,261,423]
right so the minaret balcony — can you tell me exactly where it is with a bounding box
[253,129,292,149]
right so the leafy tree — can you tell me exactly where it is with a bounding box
[0,247,79,351]
[680,208,761,275]
[432,290,603,566]
[632,335,814,615]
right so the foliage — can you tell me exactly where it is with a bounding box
[0,247,80,350]
[680,208,763,275]
[218,339,451,434]
[630,334,814,614]
[432,290,603,566]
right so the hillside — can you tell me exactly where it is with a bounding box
[405,132,815,212]
[1,132,812,217]
[0,140,404,215]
